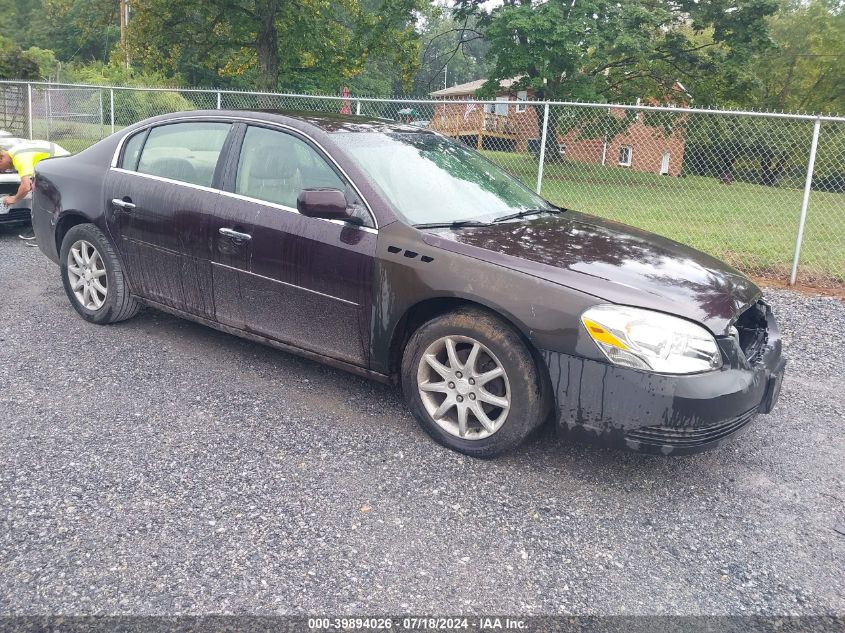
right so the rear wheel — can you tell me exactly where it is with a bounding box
[401,307,548,458]
[60,223,140,324]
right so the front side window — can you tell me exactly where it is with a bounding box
[618,145,633,167]
[332,132,554,226]
[137,122,231,187]
[235,125,354,211]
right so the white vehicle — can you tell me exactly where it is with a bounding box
[0,130,69,224]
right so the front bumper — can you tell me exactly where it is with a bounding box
[0,181,31,225]
[541,304,785,455]
[0,206,32,225]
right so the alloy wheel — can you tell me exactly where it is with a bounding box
[67,239,108,311]
[417,335,511,440]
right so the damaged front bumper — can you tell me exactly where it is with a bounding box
[0,175,31,224]
[541,303,786,455]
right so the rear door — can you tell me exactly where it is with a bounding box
[105,120,233,318]
[213,124,377,366]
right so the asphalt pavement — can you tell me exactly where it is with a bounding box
[1,225,843,616]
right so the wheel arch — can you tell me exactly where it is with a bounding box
[387,296,553,403]
[55,211,94,257]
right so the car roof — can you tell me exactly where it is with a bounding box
[152,109,433,135]
[255,110,433,134]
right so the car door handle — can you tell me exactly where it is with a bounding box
[111,198,136,210]
[219,227,252,241]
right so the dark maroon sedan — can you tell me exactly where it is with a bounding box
[30,111,785,457]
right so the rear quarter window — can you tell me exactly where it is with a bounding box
[119,129,147,171]
[136,122,231,188]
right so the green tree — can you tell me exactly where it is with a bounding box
[0,0,49,50]
[455,0,777,104]
[127,0,424,92]
[751,0,845,114]
[412,9,491,95]
[0,0,120,67]
[42,0,120,63]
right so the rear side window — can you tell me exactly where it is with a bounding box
[136,122,231,188]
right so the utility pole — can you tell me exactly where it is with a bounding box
[119,0,131,67]
[444,65,447,90]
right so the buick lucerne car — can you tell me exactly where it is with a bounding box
[31,111,786,457]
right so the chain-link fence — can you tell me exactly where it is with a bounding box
[1,80,842,288]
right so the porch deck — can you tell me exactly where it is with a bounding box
[430,110,520,149]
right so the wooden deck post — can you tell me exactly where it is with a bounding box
[477,112,483,150]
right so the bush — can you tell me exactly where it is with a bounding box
[813,173,845,193]
[62,86,194,128]
[60,62,195,125]
[0,37,42,80]
[111,89,194,126]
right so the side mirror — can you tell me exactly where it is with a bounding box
[297,188,354,221]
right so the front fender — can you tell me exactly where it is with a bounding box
[371,222,605,375]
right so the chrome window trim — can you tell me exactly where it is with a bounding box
[212,262,359,307]
[109,114,378,229]
[111,167,220,194]
[218,189,378,234]
[109,168,377,235]
[219,188,297,212]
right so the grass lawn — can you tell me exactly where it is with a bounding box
[483,150,845,286]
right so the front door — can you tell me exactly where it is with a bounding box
[213,124,376,366]
[105,120,233,317]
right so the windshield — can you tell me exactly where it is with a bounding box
[332,132,554,225]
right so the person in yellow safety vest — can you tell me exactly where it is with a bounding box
[0,141,70,243]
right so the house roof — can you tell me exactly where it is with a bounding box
[430,78,523,98]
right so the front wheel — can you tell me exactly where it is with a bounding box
[60,223,140,324]
[401,308,549,458]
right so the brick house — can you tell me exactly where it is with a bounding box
[558,107,686,177]
[430,79,686,176]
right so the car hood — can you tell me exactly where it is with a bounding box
[421,211,761,334]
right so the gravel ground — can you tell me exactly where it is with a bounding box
[0,225,843,616]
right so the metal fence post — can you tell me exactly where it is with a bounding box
[27,83,33,140]
[356,100,361,116]
[535,103,550,195]
[110,88,115,134]
[99,88,104,138]
[789,117,822,285]
[217,91,222,109]
[45,87,51,141]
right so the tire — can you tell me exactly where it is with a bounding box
[401,307,549,458]
[60,223,140,324]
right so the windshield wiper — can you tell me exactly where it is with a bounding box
[492,208,564,223]
[413,220,491,230]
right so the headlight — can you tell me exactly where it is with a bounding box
[581,305,723,374]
